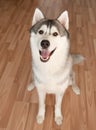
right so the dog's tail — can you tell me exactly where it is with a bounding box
[72,54,85,64]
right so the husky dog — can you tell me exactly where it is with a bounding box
[28,8,84,125]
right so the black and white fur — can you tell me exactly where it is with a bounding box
[28,8,84,125]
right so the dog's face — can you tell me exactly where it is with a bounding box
[30,8,69,63]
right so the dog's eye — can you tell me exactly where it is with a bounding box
[38,30,44,35]
[53,32,58,36]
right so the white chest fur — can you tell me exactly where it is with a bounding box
[32,55,72,94]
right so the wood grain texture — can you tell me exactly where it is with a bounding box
[7,101,29,130]
[0,0,96,130]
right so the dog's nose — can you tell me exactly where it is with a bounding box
[41,40,50,49]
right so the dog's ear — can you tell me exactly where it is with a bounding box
[32,8,44,26]
[57,11,69,30]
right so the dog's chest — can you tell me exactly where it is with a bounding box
[33,57,72,93]
[34,68,70,93]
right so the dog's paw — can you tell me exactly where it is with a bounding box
[27,83,34,91]
[72,86,80,95]
[37,115,44,124]
[55,116,63,125]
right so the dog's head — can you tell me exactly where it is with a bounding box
[30,8,70,63]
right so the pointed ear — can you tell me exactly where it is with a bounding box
[32,8,44,26]
[57,11,69,30]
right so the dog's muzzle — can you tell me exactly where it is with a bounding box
[39,40,56,62]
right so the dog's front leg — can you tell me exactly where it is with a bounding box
[55,93,63,125]
[37,90,46,124]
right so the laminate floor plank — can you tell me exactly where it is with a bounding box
[6,101,29,130]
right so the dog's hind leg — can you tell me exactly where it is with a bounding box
[27,83,35,91]
[27,71,35,91]
[70,71,80,95]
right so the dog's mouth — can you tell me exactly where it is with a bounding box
[39,48,56,62]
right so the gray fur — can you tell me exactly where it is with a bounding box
[30,18,69,38]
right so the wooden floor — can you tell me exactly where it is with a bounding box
[0,0,96,129]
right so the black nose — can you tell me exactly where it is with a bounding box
[41,40,50,49]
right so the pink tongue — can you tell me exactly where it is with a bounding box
[41,49,50,59]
